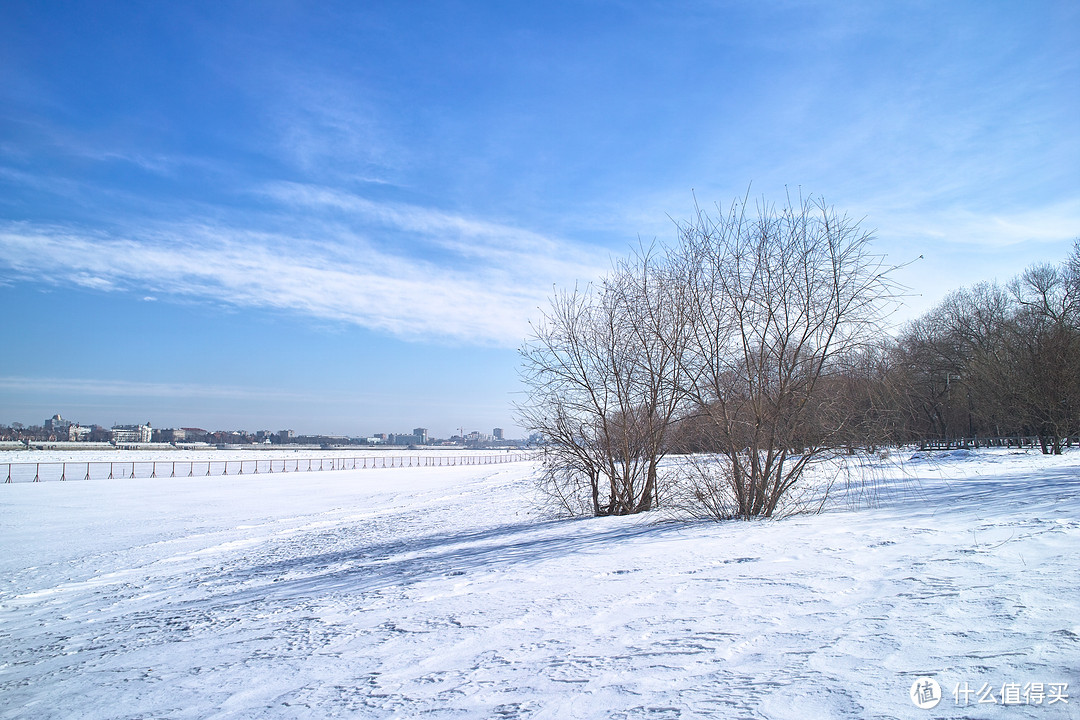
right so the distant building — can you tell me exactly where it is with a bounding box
[493,427,504,440]
[182,428,209,442]
[293,434,350,446]
[112,422,152,444]
[45,414,72,434]
[68,424,91,441]
[413,428,428,444]
[210,430,248,445]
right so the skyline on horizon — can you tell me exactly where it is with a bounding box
[4,410,513,442]
[2,1,1077,436]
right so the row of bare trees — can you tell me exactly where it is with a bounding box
[890,250,1080,454]
[518,193,902,519]
[519,191,1080,520]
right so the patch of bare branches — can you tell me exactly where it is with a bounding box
[518,192,903,519]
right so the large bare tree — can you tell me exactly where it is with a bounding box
[520,192,900,520]
[668,194,900,518]
[517,247,690,516]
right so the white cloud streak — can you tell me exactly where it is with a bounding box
[0,376,308,401]
[261,182,603,268]
[864,198,1080,249]
[0,193,610,347]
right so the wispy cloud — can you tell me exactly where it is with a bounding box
[264,71,404,179]
[0,192,610,346]
[869,198,1080,249]
[0,376,309,401]
[0,375,489,412]
[261,181,605,270]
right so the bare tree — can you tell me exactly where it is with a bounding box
[890,311,967,441]
[520,191,901,520]
[826,340,909,453]
[1009,262,1080,453]
[894,282,1016,442]
[517,247,689,516]
[668,193,900,518]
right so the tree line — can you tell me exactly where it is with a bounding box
[517,192,1079,520]
[888,255,1080,454]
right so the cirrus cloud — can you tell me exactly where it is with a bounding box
[0,192,610,347]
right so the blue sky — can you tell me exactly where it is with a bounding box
[2,1,1077,438]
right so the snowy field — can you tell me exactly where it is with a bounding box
[1,449,1078,719]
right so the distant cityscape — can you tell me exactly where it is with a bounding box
[1,414,538,450]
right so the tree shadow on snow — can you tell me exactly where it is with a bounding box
[211,515,688,604]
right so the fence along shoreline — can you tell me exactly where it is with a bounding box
[3,452,534,483]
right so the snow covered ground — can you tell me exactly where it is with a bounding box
[1,448,1077,719]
